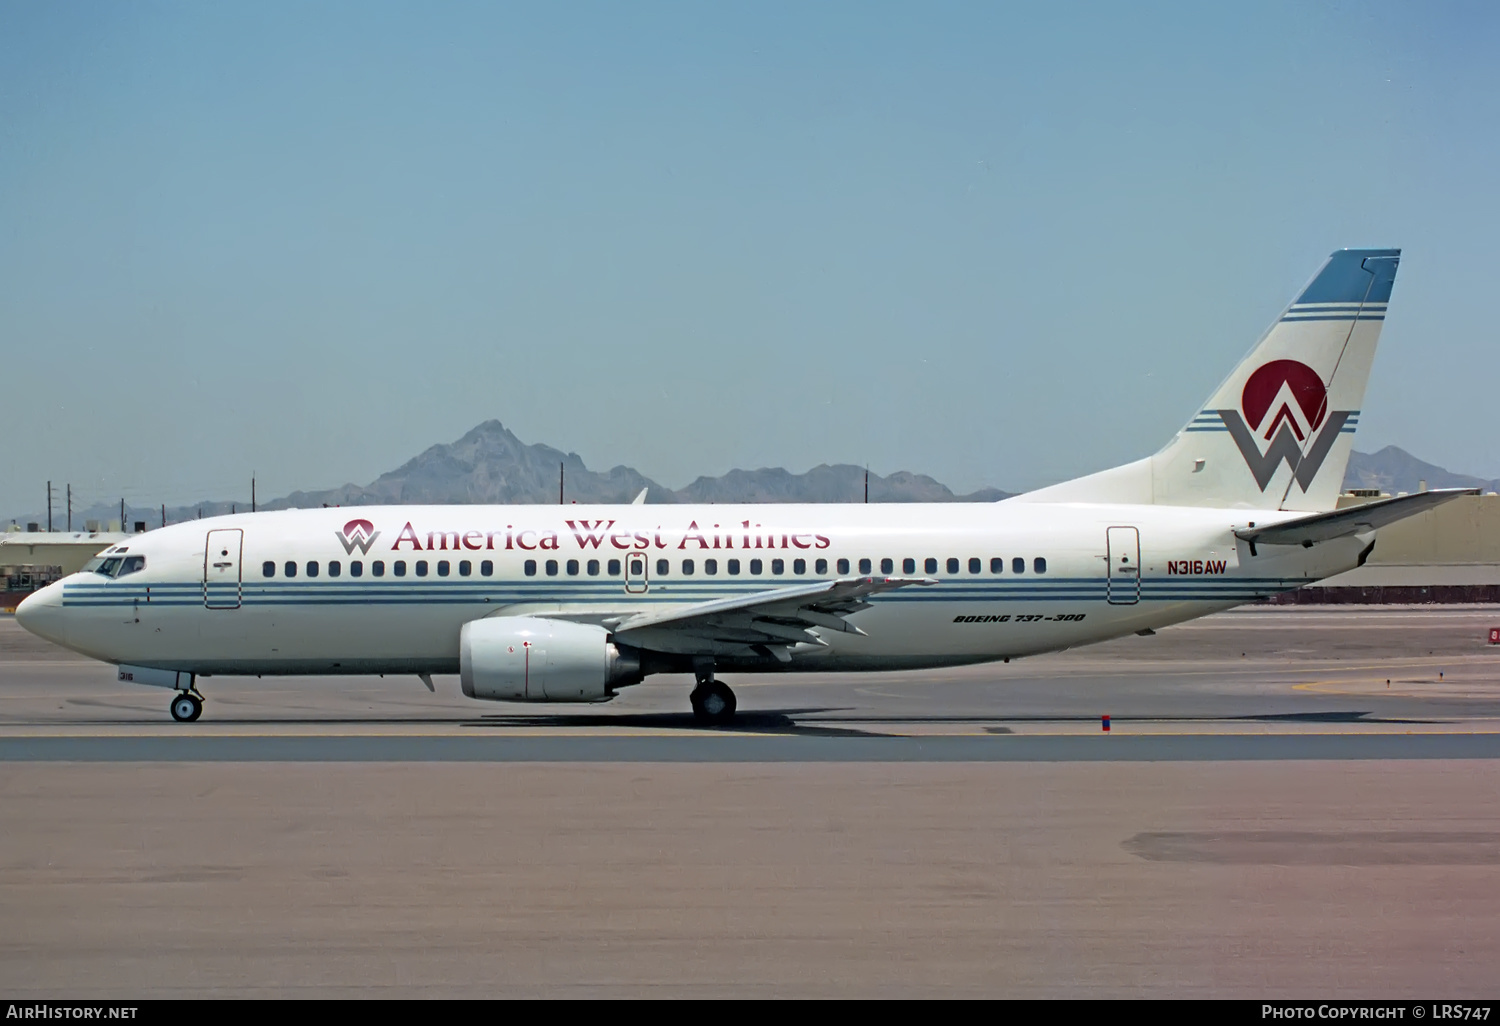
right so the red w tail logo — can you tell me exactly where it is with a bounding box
[1220,360,1350,491]
[335,518,380,555]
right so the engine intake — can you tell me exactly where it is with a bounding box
[459,616,640,702]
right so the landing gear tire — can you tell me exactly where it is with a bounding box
[690,680,737,726]
[170,692,202,723]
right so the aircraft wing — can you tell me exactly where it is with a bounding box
[607,576,936,659]
[1235,488,1480,546]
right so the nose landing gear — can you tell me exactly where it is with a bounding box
[170,690,204,723]
[689,671,737,726]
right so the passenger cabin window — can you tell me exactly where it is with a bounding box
[903,558,916,574]
[415,560,428,577]
[608,559,621,576]
[771,558,784,574]
[880,558,893,574]
[587,559,599,576]
[859,558,872,574]
[1012,557,1025,575]
[285,561,297,578]
[925,558,938,574]
[351,561,364,578]
[437,560,449,577]
[705,559,718,575]
[750,559,763,575]
[990,558,1003,574]
[969,557,981,574]
[307,561,319,578]
[656,559,669,576]
[393,561,407,577]
[263,561,275,578]
[815,558,827,574]
[459,560,471,577]
[682,559,695,575]
[1034,557,1047,574]
[481,560,493,576]
[546,560,559,576]
[796,558,808,574]
[372,561,385,577]
[567,559,579,576]
[728,559,741,575]
[328,560,341,578]
[946,558,959,574]
[525,560,537,577]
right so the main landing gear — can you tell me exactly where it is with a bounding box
[169,690,204,723]
[690,672,737,726]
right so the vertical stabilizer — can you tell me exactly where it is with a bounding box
[1015,248,1399,511]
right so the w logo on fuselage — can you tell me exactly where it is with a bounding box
[1218,359,1351,491]
[335,519,380,555]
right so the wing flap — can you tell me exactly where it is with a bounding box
[611,576,935,650]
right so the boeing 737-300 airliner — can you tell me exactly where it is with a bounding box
[16,248,1475,723]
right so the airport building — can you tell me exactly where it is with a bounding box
[1,523,132,612]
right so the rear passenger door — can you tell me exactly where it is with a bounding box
[1106,526,1140,605]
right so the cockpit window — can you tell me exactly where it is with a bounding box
[85,554,146,578]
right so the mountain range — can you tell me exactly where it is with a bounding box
[266,421,1014,510]
[1343,446,1500,496]
[7,420,1495,530]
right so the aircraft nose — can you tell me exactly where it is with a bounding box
[15,582,69,647]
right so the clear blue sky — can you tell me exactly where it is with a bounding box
[2,1,1497,516]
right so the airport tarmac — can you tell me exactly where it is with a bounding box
[3,607,1500,996]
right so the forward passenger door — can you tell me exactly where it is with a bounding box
[203,529,244,609]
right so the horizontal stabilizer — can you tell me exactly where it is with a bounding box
[1234,488,1479,546]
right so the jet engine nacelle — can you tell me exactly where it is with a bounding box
[459,616,640,702]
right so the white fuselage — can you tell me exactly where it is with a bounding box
[18,501,1368,680]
